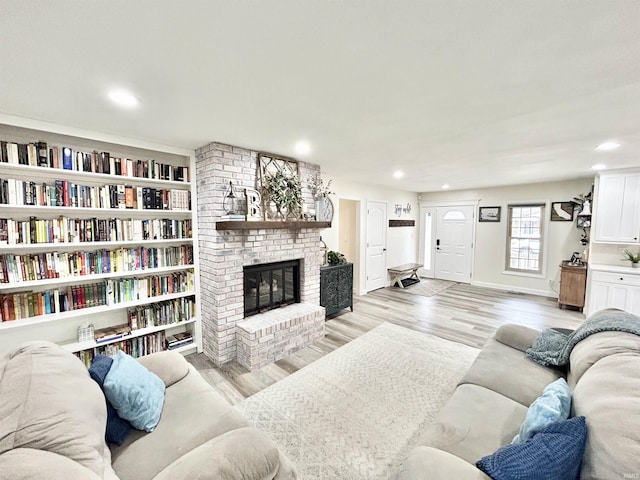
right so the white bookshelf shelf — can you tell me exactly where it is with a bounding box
[0,162,191,189]
[61,318,197,353]
[0,290,196,331]
[0,238,193,253]
[0,204,191,219]
[0,264,195,291]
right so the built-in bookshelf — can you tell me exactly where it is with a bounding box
[0,120,201,361]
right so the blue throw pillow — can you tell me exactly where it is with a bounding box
[103,350,166,432]
[89,354,134,445]
[512,377,571,444]
[476,416,588,480]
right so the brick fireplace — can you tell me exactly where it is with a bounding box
[195,142,325,367]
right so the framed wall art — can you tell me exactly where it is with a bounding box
[479,206,501,222]
[550,202,575,221]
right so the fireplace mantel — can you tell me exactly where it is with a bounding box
[215,220,331,230]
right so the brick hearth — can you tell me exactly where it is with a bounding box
[195,142,325,366]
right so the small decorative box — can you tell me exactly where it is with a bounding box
[77,324,95,343]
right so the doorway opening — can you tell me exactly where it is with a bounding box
[419,204,475,283]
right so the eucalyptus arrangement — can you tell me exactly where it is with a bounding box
[306,174,334,199]
[264,170,303,219]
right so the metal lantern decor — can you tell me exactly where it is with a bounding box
[223,181,240,215]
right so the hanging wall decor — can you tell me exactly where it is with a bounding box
[258,153,303,221]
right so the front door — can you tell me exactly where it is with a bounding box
[420,205,474,283]
[434,206,474,283]
[366,201,387,291]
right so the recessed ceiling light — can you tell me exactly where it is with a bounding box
[442,184,450,189]
[393,170,404,179]
[595,141,620,151]
[591,164,607,171]
[294,140,311,155]
[108,89,139,108]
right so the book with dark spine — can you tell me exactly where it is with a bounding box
[36,142,48,167]
[62,147,73,170]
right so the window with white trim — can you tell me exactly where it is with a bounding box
[506,204,545,274]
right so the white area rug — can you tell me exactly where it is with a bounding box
[395,278,456,297]
[235,322,479,479]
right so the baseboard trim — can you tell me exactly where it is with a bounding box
[471,280,557,299]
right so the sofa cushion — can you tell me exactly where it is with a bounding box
[419,384,527,464]
[389,446,491,480]
[153,427,287,480]
[512,378,571,444]
[476,416,587,480]
[136,350,189,387]
[494,324,542,352]
[0,448,104,480]
[0,341,112,477]
[459,337,564,407]
[567,331,640,389]
[103,350,165,432]
[572,351,640,479]
[110,364,252,480]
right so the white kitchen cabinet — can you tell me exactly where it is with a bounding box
[586,267,640,316]
[593,172,640,243]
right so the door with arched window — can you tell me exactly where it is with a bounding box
[420,205,474,283]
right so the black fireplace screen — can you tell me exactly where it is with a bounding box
[243,260,300,317]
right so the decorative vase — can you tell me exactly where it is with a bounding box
[314,198,324,221]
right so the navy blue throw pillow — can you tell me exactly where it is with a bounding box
[89,354,134,446]
[476,416,587,480]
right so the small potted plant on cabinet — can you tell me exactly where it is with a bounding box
[622,249,640,268]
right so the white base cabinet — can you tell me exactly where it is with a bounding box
[586,268,640,317]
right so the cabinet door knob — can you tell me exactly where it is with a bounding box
[620,277,624,281]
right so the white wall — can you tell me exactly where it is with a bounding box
[420,177,594,297]
[322,176,419,294]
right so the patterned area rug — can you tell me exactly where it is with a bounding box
[394,278,456,297]
[235,322,479,479]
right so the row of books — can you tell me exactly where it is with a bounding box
[127,296,196,330]
[74,331,168,368]
[0,141,189,182]
[0,272,194,321]
[0,245,194,283]
[0,217,192,244]
[106,271,195,305]
[0,178,191,211]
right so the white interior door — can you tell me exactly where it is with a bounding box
[434,206,474,283]
[366,201,387,291]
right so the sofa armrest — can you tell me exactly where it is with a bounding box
[136,350,189,387]
[0,448,105,480]
[153,427,296,480]
[389,447,490,480]
[494,324,541,352]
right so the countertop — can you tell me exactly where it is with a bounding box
[589,263,640,275]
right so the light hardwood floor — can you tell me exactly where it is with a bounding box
[186,282,585,405]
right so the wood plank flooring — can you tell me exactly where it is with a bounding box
[186,282,584,405]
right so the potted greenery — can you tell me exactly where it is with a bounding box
[327,250,347,266]
[622,249,640,268]
[264,170,303,220]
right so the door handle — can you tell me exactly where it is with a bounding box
[383,248,387,252]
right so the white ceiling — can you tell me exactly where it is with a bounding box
[1,1,639,192]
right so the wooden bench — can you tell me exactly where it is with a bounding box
[388,263,423,288]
